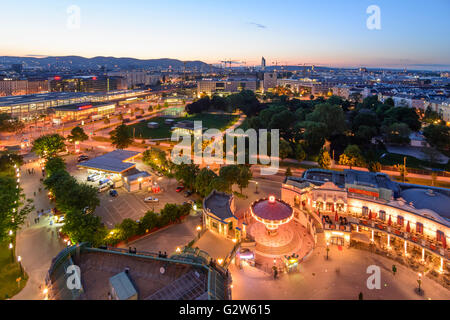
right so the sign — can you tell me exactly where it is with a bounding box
[78,104,93,111]
[348,188,379,198]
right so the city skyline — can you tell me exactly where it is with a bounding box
[1,0,449,70]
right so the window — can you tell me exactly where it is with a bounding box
[378,210,386,221]
[416,222,423,234]
[397,215,404,227]
[362,206,369,217]
[436,230,445,242]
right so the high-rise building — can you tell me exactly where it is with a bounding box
[261,57,266,71]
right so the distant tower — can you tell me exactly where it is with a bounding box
[261,57,266,71]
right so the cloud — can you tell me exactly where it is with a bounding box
[248,22,267,29]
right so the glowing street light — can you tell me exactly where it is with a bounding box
[176,247,181,253]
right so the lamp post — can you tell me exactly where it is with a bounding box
[255,182,259,194]
[417,273,422,294]
[18,256,23,277]
[326,241,330,260]
[196,225,202,239]
[9,242,14,263]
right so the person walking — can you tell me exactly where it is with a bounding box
[392,264,397,276]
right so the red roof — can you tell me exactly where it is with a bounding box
[251,199,293,221]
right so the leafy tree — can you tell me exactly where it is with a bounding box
[279,139,293,159]
[0,176,34,241]
[318,149,332,169]
[174,163,200,190]
[382,123,411,144]
[67,126,88,143]
[285,167,292,177]
[45,157,66,177]
[210,176,230,193]
[143,148,170,173]
[423,124,450,151]
[32,134,66,157]
[148,105,154,113]
[110,124,133,149]
[294,144,306,163]
[297,121,326,155]
[195,168,218,197]
[306,103,346,138]
[0,113,24,133]
[384,97,395,107]
[218,165,240,191]
[394,164,408,181]
[62,209,106,247]
[0,152,23,175]
[339,145,366,168]
[368,161,382,173]
[236,165,252,194]
[118,218,139,242]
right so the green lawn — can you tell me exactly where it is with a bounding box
[127,114,239,139]
[376,151,448,171]
[0,241,28,300]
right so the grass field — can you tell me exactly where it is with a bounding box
[391,176,450,189]
[376,151,449,171]
[127,114,239,139]
[0,241,28,300]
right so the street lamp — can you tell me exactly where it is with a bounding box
[9,242,14,263]
[417,273,422,294]
[326,241,330,260]
[18,256,23,276]
[255,182,259,194]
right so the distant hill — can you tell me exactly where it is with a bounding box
[0,55,212,71]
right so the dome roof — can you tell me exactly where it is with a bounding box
[251,198,293,221]
[400,188,450,219]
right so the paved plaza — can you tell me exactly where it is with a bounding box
[230,236,450,300]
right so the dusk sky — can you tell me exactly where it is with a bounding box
[1,0,449,69]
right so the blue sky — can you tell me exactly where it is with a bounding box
[1,0,449,69]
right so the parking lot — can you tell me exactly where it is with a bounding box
[65,154,194,228]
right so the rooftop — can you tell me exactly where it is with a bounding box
[203,190,235,221]
[251,198,293,221]
[77,149,140,173]
[47,245,230,300]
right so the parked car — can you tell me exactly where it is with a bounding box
[184,190,192,197]
[144,196,159,203]
[98,184,111,193]
[99,178,111,186]
[87,173,100,182]
[77,155,89,162]
[175,186,185,193]
[109,189,118,197]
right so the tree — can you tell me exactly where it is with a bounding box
[279,139,293,159]
[306,103,346,138]
[297,121,327,155]
[294,144,306,163]
[339,145,366,169]
[368,162,382,173]
[67,126,88,144]
[0,113,24,133]
[218,165,240,192]
[148,105,154,113]
[173,163,199,190]
[32,134,66,158]
[285,167,292,177]
[118,218,139,242]
[236,165,252,194]
[423,124,450,151]
[394,164,408,182]
[110,124,133,149]
[318,149,332,169]
[195,168,218,197]
[383,123,411,144]
[62,209,106,247]
[45,157,66,177]
[0,176,34,241]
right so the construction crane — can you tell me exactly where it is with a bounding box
[220,60,241,70]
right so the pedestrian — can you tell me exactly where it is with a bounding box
[392,264,397,276]
[34,192,36,197]
[358,292,363,300]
